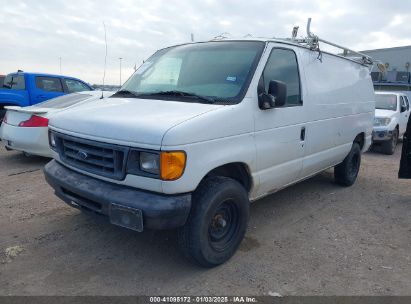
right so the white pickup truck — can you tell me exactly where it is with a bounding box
[44,36,375,267]
[373,91,410,154]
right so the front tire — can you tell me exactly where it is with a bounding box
[334,142,361,187]
[178,176,250,268]
[381,128,398,155]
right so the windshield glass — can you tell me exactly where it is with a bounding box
[117,41,265,103]
[2,74,25,90]
[375,94,397,111]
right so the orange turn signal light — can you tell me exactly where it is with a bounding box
[160,151,186,181]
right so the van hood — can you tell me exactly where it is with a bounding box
[375,109,396,118]
[49,97,223,147]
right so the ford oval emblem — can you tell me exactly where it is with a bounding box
[77,150,88,160]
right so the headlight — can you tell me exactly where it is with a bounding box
[49,131,58,150]
[140,152,160,175]
[127,150,160,176]
[127,150,186,180]
[374,117,391,126]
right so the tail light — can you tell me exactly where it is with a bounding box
[19,115,49,127]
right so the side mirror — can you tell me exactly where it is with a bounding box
[401,105,407,113]
[258,80,287,110]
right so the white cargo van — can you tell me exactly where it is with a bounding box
[44,22,375,267]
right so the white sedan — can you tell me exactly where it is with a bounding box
[0,91,113,157]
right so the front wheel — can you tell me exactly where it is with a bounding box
[381,128,398,155]
[334,142,361,187]
[178,176,250,268]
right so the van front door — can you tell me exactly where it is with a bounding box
[254,45,305,197]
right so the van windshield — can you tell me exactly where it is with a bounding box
[375,94,397,111]
[114,41,265,104]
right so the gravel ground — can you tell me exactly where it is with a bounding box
[0,141,410,296]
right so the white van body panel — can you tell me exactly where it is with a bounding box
[50,98,224,147]
[48,39,375,199]
[299,47,375,178]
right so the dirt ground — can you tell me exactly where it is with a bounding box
[0,141,410,296]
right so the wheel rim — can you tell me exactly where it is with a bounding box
[208,199,240,252]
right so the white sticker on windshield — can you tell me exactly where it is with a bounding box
[226,76,237,82]
[136,61,153,74]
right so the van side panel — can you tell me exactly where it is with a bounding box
[300,50,375,177]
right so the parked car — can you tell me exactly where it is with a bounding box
[0,91,113,157]
[43,37,375,267]
[0,75,5,88]
[0,71,93,121]
[372,91,410,154]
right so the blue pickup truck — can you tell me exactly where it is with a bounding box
[0,72,93,120]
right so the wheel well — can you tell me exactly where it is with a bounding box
[204,163,252,193]
[354,133,365,150]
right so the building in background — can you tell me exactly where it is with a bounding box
[360,45,411,94]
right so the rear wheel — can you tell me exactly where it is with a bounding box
[178,176,249,268]
[334,143,361,187]
[381,128,398,155]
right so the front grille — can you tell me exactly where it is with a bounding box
[55,133,129,180]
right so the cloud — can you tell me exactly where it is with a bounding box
[0,0,410,84]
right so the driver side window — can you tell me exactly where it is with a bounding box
[261,48,302,106]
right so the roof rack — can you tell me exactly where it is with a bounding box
[288,18,374,66]
[209,18,374,67]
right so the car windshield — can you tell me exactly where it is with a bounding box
[115,41,265,103]
[2,74,25,90]
[33,93,92,109]
[375,94,397,111]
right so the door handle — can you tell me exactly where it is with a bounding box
[300,127,306,141]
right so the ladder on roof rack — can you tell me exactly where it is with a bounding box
[296,18,374,66]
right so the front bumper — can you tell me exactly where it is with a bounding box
[372,127,394,142]
[44,160,192,231]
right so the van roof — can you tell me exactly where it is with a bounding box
[169,38,372,67]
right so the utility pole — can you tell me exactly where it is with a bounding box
[119,57,123,86]
[59,57,62,74]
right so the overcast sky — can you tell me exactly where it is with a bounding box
[1,0,411,85]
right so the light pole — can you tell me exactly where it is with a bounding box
[119,57,123,86]
[59,57,62,74]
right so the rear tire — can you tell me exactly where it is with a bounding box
[178,176,249,268]
[334,142,361,187]
[381,128,398,155]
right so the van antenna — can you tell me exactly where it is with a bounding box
[101,21,108,99]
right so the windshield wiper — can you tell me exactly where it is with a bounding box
[111,90,141,98]
[140,90,216,104]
